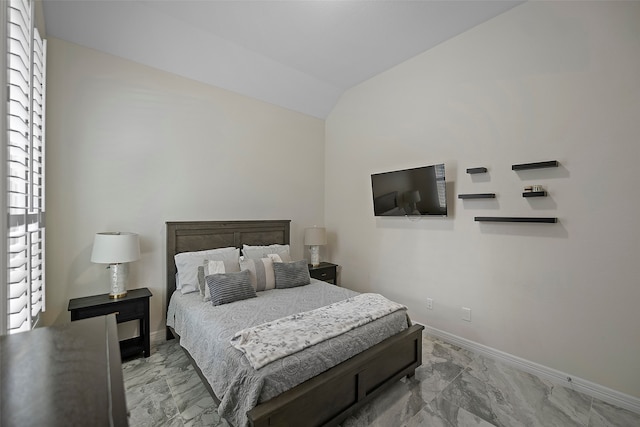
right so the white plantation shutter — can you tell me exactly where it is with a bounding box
[4,0,46,334]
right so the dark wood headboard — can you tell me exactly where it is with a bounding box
[165,220,291,336]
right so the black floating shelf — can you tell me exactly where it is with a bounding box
[475,216,557,223]
[512,160,559,171]
[458,193,496,199]
[466,167,487,174]
[523,191,547,197]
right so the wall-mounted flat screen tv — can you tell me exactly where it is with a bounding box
[371,163,447,217]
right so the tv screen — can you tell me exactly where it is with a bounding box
[371,164,447,217]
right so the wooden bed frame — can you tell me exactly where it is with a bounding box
[166,220,424,427]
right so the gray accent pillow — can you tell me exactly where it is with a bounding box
[273,260,311,289]
[206,270,256,306]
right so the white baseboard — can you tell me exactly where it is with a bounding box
[150,329,167,347]
[421,324,640,415]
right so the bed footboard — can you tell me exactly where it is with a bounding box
[247,323,424,427]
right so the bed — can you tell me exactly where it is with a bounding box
[165,220,423,427]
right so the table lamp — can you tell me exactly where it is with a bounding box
[304,227,326,267]
[91,232,140,298]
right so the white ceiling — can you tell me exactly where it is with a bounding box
[42,0,523,118]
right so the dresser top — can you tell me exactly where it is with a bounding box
[68,287,152,311]
[0,316,128,426]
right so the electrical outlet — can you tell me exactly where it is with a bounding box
[426,298,433,310]
[462,307,471,322]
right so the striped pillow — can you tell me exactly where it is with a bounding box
[206,270,256,306]
[240,257,279,292]
[273,260,311,289]
[199,259,241,301]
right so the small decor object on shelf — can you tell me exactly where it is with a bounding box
[523,185,546,197]
[304,227,326,267]
[91,232,140,298]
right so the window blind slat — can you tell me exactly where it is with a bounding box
[9,292,28,313]
[8,280,28,298]
[8,116,29,136]
[9,266,28,285]
[9,255,27,269]
[9,308,28,331]
[8,68,28,93]
[8,53,30,79]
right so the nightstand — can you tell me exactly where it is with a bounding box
[308,262,338,285]
[68,287,152,359]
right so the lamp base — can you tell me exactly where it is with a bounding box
[109,291,128,299]
[309,245,320,267]
[108,263,129,299]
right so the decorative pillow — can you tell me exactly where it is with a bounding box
[206,270,256,306]
[200,259,242,301]
[273,260,311,289]
[175,247,239,290]
[239,256,281,292]
[242,244,292,263]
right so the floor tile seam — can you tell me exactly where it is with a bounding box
[438,393,499,427]
[167,413,186,427]
[430,363,471,415]
[435,357,473,401]
[123,364,176,394]
[584,396,595,427]
[163,371,207,426]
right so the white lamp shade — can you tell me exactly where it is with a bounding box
[304,227,326,246]
[91,232,140,264]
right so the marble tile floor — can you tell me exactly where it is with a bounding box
[122,335,640,427]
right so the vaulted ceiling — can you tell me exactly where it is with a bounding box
[42,1,523,118]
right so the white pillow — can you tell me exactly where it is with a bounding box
[180,283,198,295]
[175,247,239,290]
[242,244,291,262]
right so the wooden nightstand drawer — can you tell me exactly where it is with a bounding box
[72,299,144,323]
[308,262,338,285]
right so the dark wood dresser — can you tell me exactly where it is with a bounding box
[0,315,128,426]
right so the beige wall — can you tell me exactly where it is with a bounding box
[44,38,325,339]
[326,2,640,398]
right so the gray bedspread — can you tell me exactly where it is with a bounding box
[167,280,409,427]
